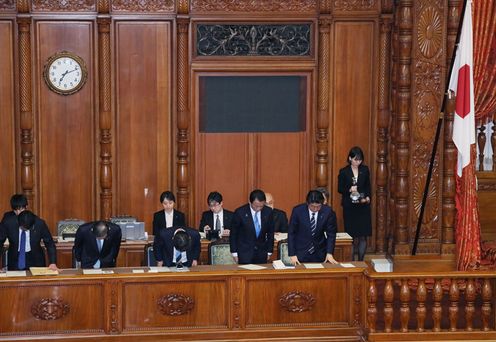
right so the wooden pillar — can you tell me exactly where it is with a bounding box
[316,1,331,189]
[98,2,112,220]
[17,3,35,209]
[376,16,392,253]
[176,7,191,220]
[394,0,413,254]
[441,0,461,254]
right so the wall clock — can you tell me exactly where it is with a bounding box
[43,51,88,95]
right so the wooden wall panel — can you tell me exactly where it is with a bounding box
[36,22,95,231]
[0,21,16,213]
[195,133,251,226]
[115,22,172,232]
[258,133,309,216]
[330,21,376,231]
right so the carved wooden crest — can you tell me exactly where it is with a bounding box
[279,290,316,312]
[31,298,70,320]
[157,293,194,316]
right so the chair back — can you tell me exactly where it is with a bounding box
[145,243,157,266]
[208,239,235,265]
[277,240,292,265]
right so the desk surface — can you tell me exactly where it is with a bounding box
[0,263,367,341]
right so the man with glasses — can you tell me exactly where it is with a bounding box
[198,191,234,239]
[288,190,338,265]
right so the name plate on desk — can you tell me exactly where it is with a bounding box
[83,269,114,275]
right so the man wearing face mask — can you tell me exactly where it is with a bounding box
[0,210,58,271]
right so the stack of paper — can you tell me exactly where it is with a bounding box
[272,260,295,269]
[30,267,59,276]
[238,264,266,270]
[371,258,393,272]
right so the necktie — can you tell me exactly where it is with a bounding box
[310,212,316,236]
[254,213,261,238]
[175,250,182,265]
[18,230,26,270]
[94,239,103,269]
[215,214,221,232]
[98,239,103,252]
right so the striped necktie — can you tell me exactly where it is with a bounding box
[310,212,316,236]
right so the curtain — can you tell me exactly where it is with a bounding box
[473,0,496,123]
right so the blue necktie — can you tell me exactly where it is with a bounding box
[18,230,26,270]
[310,212,316,236]
[175,250,182,264]
[254,213,261,238]
[94,239,103,269]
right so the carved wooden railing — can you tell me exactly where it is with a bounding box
[477,120,496,172]
[366,271,496,341]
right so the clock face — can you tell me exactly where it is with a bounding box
[43,52,87,95]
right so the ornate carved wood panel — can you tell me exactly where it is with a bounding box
[36,21,96,229]
[114,21,172,232]
[0,21,16,212]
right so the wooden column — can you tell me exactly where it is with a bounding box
[176,14,191,220]
[394,0,413,254]
[441,0,461,254]
[376,16,392,253]
[316,5,331,189]
[17,6,35,208]
[97,4,112,220]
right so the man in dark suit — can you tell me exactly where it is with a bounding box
[1,194,29,229]
[73,221,122,269]
[0,210,58,271]
[230,189,275,264]
[198,191,234,239]
[288,190,338,265]
[154,227,200,267]
[152,191,186,237]
[265,192,288,233]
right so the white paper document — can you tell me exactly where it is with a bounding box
[238,264,266,270]
[303,263,324,269]
[340,263,355,268]
[83,269,115,275]
[132,269,145,273]
[274,233,288,241]
[6,271,27,277]
[148,266,171,273]
[272,260,295,269]
[336,232,353,240]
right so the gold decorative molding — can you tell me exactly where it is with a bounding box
[279,291,316,313]
[112,0,174,12]
[32,0,96,11]
[31,298,70,320]
[191,0,317,13]
[417,6,443,59]
[157,294,194,316]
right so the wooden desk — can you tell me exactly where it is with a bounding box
[0,264,367,341]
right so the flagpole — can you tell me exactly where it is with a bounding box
[412,0,469,255]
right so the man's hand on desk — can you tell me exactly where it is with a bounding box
[192,260,198,266]
[157,261,163,267]
[222,229,230,237]
[290,256,301,265]
[325,254,338,264]
[233,256,238,263]
[48,263,59,271]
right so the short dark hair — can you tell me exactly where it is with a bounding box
[17,210,35,230]
[160,191,176,203]
[249,189,266,203]
[10,194,28,211]
[173,229,191,252]
[306,190,324,205]
[315,187,329,199]
[92,221,109,238]
[207,191,223,205]
[347,146,365,164]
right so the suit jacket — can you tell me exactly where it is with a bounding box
[337,164,371,208]
[73,222,122,269]
[272,208,289,233]
[153,227,200,267]
[0,211,16,226]
[198,209,234,233]
[229,204,274,264]
[0,214,57,270]
[152,209,186,237]
[288,203,337,263]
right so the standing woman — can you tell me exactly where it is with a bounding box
[152,191,186,237]
[338,146,372,261]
